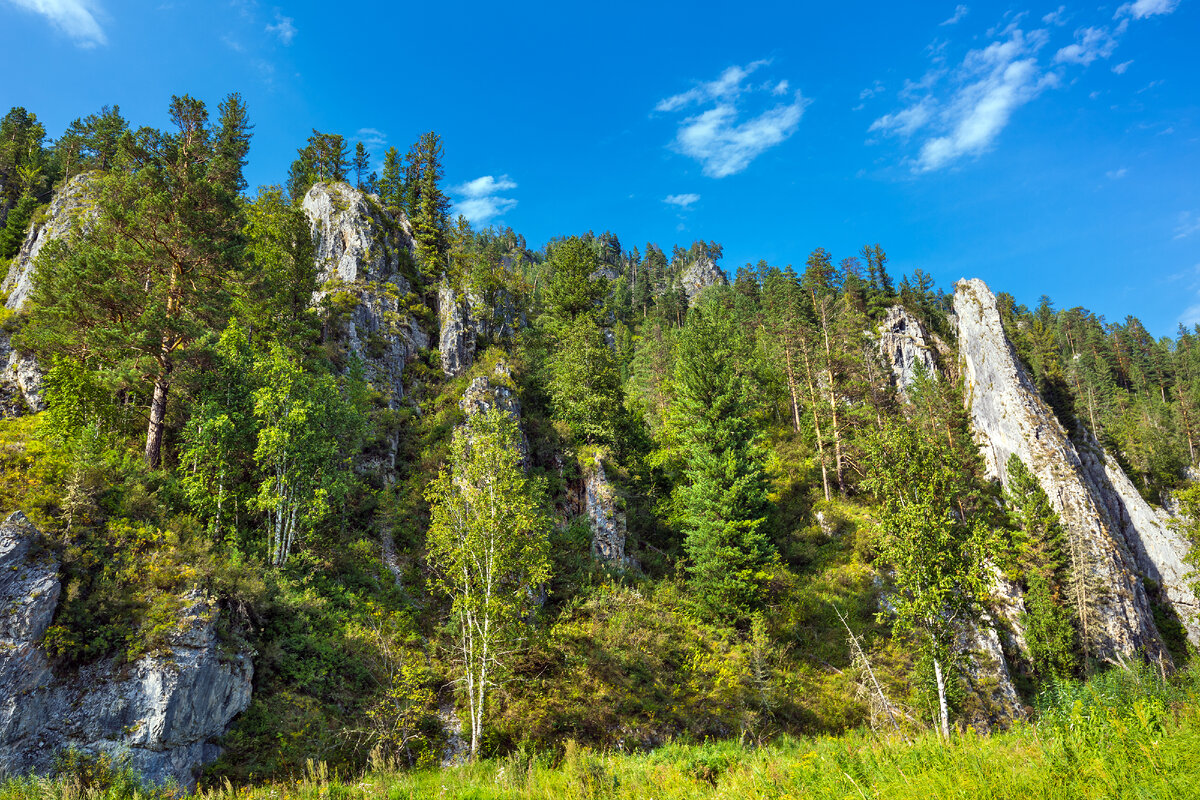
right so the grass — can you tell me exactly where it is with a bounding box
[5,663,1198,800]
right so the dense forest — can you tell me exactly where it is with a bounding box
[1,96,1198,793]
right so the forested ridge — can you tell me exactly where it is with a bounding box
[1,97,1199,795]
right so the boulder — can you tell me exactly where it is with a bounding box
[0,512,253,789]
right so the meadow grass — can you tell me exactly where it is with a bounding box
[5,663,1198,800]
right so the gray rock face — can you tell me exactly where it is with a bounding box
[438,282,477,378]
[878,305,938,397]
[2,174,97,313]
[954,278,1170,664]
[459,360,530,464]
[438,279,521,378]
[0,512,253,789]
[0,173,98,416]
[677,256,728,307]
[303,182,429,407]
[584,453,626,564]
[1077,442,1199,645]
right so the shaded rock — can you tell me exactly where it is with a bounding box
[677,256,728,307]
[584,452,626,564]
[0,513,252,789]
[954,278,1170,664]
[303,182,429,408]
[1077,441,1200,645]
[878,305,938,397]
[438,280,522,378]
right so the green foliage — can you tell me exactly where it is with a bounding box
[425,408,551,757]
[671,296,777,619]
[0,193,38,258]
[288,129,350,201]
[1003,454,1079,679]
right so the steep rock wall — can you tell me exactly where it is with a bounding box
[878,305,938,397]
[0,512,252,788]
[583,452,627,564]
[677,256,728,307]
[0,173,98,415]
[303,182,428,408]
[954,278,1170,663]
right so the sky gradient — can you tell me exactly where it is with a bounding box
[2,0,1197,335]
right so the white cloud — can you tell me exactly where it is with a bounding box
[664,193,701,209]
[451,175,518,225]
[872,25,1057,172]
[1106,167,1127,179]
[859,80,886,100]
[941,5,968,25]
[1112,60,1133,74]
[5,0,106,46]
[657,61,809,178]
[266,11,295,44]
[1053,26,1117,66]
[655,60,770,112]
[1116,0,1179,19]
[1176,212,1200,240]
[1042,5,1068,25]
[354,128,386,150]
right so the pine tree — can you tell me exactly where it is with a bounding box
[353,141,370,190]
[409,131,450,274]
[378,146,404,210]
[672,295,777,619]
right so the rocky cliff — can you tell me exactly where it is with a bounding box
[677,256,728,307]
[0,512,252,788]
[878,305,939,397]
[438,279,521,378]
[459,360,530,465]
[0,173,98,416]
[303,182,429,408]
[583,452,627,564]
[954,278,1179,663]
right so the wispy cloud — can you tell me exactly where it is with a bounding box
[1116,0,1179,20]
[1112,59,1133,74]
[941,5,968,26]
[1176,211,1200,240]
[664,193,701,209]
[266,11,295,44]
[6,0,106,46]
[354,128,387,150]
[1042,6,1068,25]
[451,175,518,225]
[1106,167,1128,179]
[657,61,809,178]
[871,24,1057,172]
[1053,26,1117,66]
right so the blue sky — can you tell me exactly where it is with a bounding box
[2,0,1197,335]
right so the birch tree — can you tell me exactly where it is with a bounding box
[424,409,550,759]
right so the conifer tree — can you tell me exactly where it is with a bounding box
[353,141,370,190]
[378,146,404,210]
[672,295,777,619]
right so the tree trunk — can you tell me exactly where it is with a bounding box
[933,655,950,741]
[144,358,172,469]
[800,347,831,502]
[783,343,802,433]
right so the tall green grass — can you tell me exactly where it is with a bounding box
[5,662,1198,799]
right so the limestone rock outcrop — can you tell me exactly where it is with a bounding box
[303,182,429,407]
[0,173,98,415]
[0,512,252,788]
[438,279,521,378]
[878,305,938,396]
[584,452,626,564]
[459,360,530,464]
[677,256,728,307]
[954,278,1177,663]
